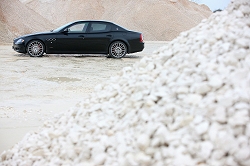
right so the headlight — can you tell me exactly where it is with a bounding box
[16,39,25,44]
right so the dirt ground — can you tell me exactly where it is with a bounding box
[0,41,168,153]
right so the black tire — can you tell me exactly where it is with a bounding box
[26,40,45,57]
[109,41,127,58]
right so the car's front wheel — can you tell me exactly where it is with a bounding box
[109,41,127,58]
[27,40,45,57]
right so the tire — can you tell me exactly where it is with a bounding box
[26,40,45,57]
[109,41,127,58]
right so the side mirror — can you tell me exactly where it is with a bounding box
[63,28,69,34]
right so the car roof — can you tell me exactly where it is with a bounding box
[72,20,114,24]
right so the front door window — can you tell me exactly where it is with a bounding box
[67,23,88,33]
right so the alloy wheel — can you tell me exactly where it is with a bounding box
[27,40,45,57]
[109,41,127,58]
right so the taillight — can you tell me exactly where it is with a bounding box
[140,34,144,42]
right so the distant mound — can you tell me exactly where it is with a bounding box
[0,0,211,42]
[0,6,15,43]
[0,0,56,43]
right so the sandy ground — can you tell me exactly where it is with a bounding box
[0,41,168,153]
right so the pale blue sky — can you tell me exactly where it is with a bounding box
[197,0,231,11]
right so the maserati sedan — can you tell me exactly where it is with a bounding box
[13,20,144,58]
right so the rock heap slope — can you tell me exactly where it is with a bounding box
[0,0,56,43]
[1,0,250,165]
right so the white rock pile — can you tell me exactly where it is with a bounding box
[1,0,250,165]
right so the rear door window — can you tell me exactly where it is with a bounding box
[89,23,111,33]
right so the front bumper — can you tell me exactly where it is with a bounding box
[12,44,26,53]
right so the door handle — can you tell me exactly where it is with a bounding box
[106,35,112,38]
[78,35,85,39]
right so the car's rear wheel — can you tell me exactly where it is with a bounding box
[109,41,127,58]
[27,40,45,57]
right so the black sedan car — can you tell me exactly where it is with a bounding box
[13,20,144,58]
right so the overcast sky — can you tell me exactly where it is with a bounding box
[197,0,231,11]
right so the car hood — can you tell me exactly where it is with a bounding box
[14,31,53,40]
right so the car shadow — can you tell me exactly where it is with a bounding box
[13,53,141,59]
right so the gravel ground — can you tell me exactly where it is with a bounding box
[0,41,168,153]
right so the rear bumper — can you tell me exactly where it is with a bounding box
[12,44,26,53]
[129,42,144,54]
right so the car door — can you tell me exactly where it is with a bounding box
[83,22,112,53]
[55,22,89,53]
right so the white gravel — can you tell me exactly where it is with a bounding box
[1,0,250,165]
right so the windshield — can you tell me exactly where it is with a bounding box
[52,22,74,32]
